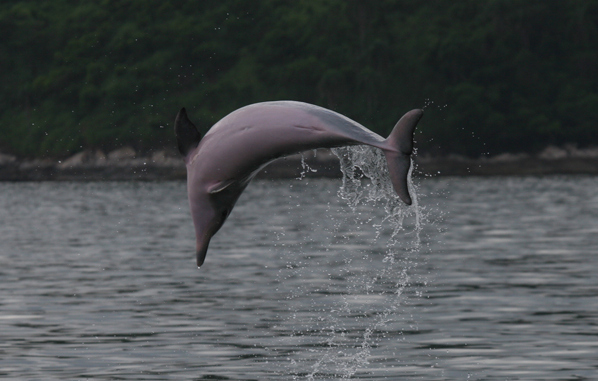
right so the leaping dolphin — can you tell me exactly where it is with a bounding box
[175,101,423,267]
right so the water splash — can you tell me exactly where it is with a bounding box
[333,145,423,248]
[283,146,427,379]
[297,152,318,180]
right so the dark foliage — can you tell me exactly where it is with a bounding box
[1,0,597,157]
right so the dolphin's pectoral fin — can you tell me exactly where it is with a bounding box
[175,108,202,158]
[208,179,235,194]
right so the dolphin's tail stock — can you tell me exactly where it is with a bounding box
[382,109,423,205]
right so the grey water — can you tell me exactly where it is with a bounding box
[1,176,597,380]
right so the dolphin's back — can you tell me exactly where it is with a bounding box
[186,101,393,196]
[192,102,386,179]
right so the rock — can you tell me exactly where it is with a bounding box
[19,159,54,170]
[566,145,598,158]
[0,152,17,165]
[446,153,469,162]
[58,151,87,168]
[58,150,106,169]
[150,150,181,166]
[107,146,136,161]
[488,152,530,162]
[94,150,107,165]
[312,148,337,163]
[538,146,567,160]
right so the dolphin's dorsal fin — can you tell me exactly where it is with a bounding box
[175,108,202,157]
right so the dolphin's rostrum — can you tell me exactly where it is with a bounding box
[175,101,423,267]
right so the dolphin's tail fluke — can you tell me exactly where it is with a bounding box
[383,109,423,205]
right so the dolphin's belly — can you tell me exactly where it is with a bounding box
[192,101,387,188]
[196,123,353,181]
[208,101,384,148]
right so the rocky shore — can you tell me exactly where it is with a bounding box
[415,145,598,176]
[2,145,598,182]
[0,147,186,181]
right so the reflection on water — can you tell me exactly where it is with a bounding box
[1,176,597,380]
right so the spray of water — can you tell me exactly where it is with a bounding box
[333,145,423,246]
[281,146,427,379]
[297,151,318,180]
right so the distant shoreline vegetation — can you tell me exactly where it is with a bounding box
[1,1,597,159]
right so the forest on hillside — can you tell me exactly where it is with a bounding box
[1,0,598,158]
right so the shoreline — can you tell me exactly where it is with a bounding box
[2,146,598,182]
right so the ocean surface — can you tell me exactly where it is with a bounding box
[1,174,597,380]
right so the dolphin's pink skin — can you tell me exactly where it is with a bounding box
[175,101,423,267]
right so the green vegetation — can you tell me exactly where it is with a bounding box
[1,0,597,158]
